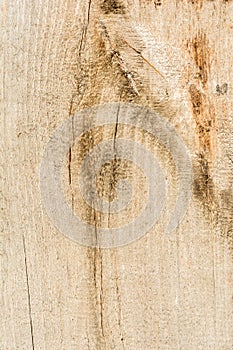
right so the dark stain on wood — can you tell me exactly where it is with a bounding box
[187,33,232,251]
[187,32,210,87]
[188,0,203,9]
[219,189,233,247]
[193,152,215,212]
[189,84,202,113]
[154,0,162,7]
[187,33,213,149]
[97,159,131,202]
[187,31,217,213]
[100,0,126,14]
[216,83,228,95]
[189,84,215,153]
[184,0,231,8]
[189,84,217,211]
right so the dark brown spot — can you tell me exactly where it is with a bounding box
[216,83,228,95]
[100,0,126,14]
[181,0,204,10]
[189,84,202,112]
[154,0,162,7]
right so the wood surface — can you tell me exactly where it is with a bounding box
[1,0,233,349]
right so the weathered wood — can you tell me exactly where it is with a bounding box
[1,0,232,349]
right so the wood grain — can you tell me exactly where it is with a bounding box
[1,0,233,349]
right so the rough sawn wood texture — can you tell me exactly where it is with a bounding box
[1,0,233,349]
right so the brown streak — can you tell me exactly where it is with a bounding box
[123,38,165,79]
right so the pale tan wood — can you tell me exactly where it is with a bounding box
[1,0,233,349]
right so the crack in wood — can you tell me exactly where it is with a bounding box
[79,0,92,55]
[22,235,35,350]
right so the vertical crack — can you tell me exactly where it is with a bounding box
[113,105,125,348]
[22,235,35,350]
[113,103,120,155]
[87,333,91,350]
[99,254,104,338]
[79,0,92,55]
[93,204,98,249]
[92,212,105,341]
[114,251,126,350]
[108,103,121,226]
[68,98,74,210]
[115,274,125,350]
[87,0,92,25]
[68,147,72,185]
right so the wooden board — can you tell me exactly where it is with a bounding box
[1,0,233,349]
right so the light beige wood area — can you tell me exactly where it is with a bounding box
[1,0,233,349]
